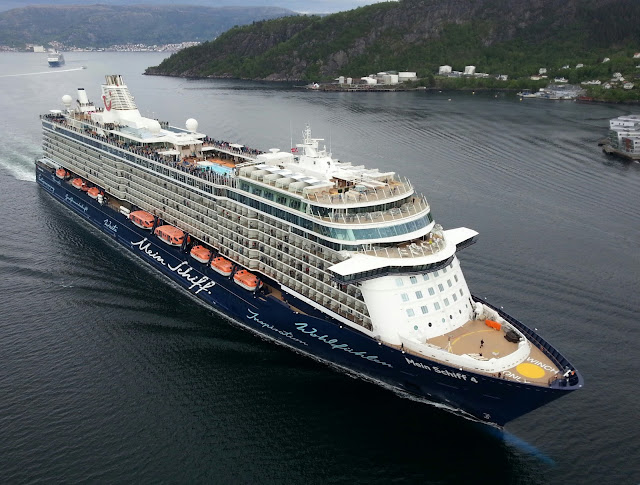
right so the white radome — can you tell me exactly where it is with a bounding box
[62,94,73,107]
[147,119,162,134]
[186,118,198,132]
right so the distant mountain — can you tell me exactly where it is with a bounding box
[0,0,371,15]
[145,0,640,82]
[0,4,297,47]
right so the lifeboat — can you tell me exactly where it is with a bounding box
[233,269,262,291]
[210,257,233,276]
[155,225,185,246]
[190,245,212,264]
[55,168,68,179]
[129,210,154,230]
[87,187,100,199]
[71,178,85,190]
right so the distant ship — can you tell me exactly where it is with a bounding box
[36,74,583,426]
[47,52,65,67]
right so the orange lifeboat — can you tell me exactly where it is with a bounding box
[56,168,68,179]
[155,225,185,246]
[87,187,100,199]
[71,178,85,190]
[210,257,233,276]
[485,319,502,331]
[190,245,212,264]
[233,269,262,291]
[129,210,154,230]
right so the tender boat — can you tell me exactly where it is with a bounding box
[71,177,85,190]
[190,245,212,264]
[87,187,100,199]
[155,225,184,246]
[210,256,233,276]
[129,210,154,230]
[55,168,68,179]
[233,269,262,291]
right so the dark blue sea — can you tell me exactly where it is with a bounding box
[0,52,639,484]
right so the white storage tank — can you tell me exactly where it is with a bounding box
[346,77,352,85]
[398,72,417,82]
[338,76,345,84]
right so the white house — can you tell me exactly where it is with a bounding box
[576,63,584,69]
[602,57,610,63]
[539,68,547,75]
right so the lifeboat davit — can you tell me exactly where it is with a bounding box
[129,210,154,230]
[233,269,262,291]
[71,178,85,190]
[87,187,100,199]
[56,168,68,179]
[190,245,212,264]
[210,257,233,276]
[155,225,185,246]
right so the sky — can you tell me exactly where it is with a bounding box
[0,0,395,14]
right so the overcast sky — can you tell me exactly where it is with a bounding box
[0,0,394,14]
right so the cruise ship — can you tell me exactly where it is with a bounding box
[47,51,65,67]
[36,75,583,426]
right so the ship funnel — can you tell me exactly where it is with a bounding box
[77,88,89,105]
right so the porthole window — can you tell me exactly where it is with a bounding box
[428,322,432,327]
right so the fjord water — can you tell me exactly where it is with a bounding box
[1,52,639,484]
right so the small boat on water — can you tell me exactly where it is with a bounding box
[155,225,184,246]
[87,187,100,199]
[210,256,233,276]
[129,210,154,230]
[55,168,68,179]
[71,177,85,190]
[190,245,212,264]
[233,269,262,291]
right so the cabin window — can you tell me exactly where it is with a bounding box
[438,284,444,292]
[434,302,441,310]
[401,293,409,302]
[423,274,429,281]
[421,305,429,314]
[415,291,423,299]
[444,298,450,306]
[410,276,417,284]
[406,309,415,317]
[428,288,435,296]
[434,271,439,277]
[395,278,404,287]
[447,279,453,287]
[454,274,459,283]
[453,293,458,302]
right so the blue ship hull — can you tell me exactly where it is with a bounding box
[36,162,581,426]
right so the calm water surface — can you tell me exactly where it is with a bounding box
[0,52,639,484]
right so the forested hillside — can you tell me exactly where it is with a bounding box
[0,4,295,47]
[145,0,640,82]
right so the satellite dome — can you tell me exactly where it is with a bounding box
[185,118,198,132]
[62,94,73,107]
[147,119,161,134]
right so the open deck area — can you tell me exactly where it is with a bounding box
[426,319,561,385]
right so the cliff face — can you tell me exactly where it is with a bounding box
[145,0,640,81]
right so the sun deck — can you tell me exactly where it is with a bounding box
[421,319,561,386]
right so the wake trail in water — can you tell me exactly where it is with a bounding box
[0,67,85,78]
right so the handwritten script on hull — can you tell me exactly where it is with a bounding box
[131,238,215,295]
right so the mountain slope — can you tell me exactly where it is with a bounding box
[145,0,640,81]
[0,4,296,47]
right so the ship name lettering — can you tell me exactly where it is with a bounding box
[246,309,307,346]
[526,357,558,374]
[64,194,89,213]
[167,261,216,294]
[294,323,392,368]
[405,358,475,383]
[38,176,56,193]
[132,238,167,266]
[103,219,118,232]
